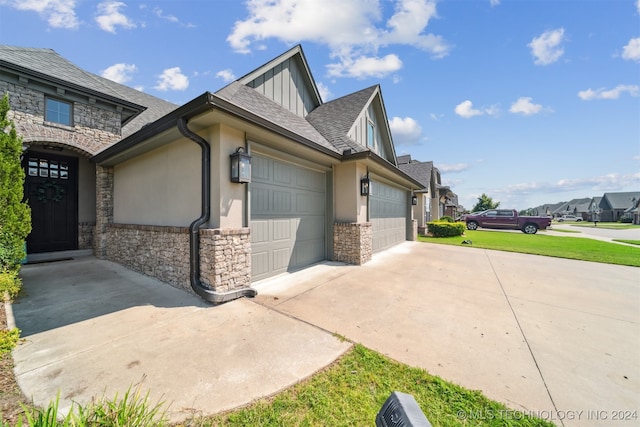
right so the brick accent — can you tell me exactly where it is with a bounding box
[3,82,121,155]
[333,222,372,265]
[104,224,252,295]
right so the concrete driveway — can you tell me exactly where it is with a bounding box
[11,242,640,426]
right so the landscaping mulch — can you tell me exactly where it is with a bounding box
[0,301,30,425]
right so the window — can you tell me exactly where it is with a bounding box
[45,98,72,126]
[367,121,375,148]
[28,157,68,179]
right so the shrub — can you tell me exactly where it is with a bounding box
[439,215,454,223]
[427,221,465,237]
[0,268,22,299]
[0,328,20,356]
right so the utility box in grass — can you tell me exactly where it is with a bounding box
[375,391,432,427]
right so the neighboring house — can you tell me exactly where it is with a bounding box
[588,197,603,222]
[599,192,640,222]
[397,155,457,230]
[2,44,422,302]
[551,198,592,219]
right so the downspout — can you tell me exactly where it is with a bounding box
[177,117,257,304]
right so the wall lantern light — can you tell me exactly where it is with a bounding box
[360,177,370,196]
[411,195,418,206]
[230,147,251,183]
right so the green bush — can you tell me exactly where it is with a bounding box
[439,215,454,223]
[426,221,465,237]
[0,328,20,356]
[0,268,22,299]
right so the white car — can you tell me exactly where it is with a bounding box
[557,215,582,222]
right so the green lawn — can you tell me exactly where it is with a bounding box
[185,345,553,427]
[419,230,640,267]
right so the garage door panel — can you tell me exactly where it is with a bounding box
[371,180,407,253]
[250,154,326,281]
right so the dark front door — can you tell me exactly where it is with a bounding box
[24,152,78,253]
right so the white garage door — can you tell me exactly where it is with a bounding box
[370,180,408,253]
[250,154,326,281]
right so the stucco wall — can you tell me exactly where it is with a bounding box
[334,162,368,223]
[113,138,200,226]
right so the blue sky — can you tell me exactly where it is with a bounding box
[0,0,638,211]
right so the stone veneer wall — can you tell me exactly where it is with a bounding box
[333,222,372,265]
[104,224,251,295]
[200,228,251,293]
[95,165,114,258]
[105,224,192,292]
[2,81,121,155]
[78,222,95,250]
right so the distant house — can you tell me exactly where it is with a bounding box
[552,198,592,219]
[598,192,640,222]
[588,197,603,222]
[397,155,457,231]
[2,44,423,302]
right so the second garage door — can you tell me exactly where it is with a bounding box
[370,179,408,252]
[250,154,326,281]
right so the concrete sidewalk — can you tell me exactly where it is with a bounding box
[11,243,640,426]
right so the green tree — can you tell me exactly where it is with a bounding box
[471,193,500,212]
[0,93,31,274]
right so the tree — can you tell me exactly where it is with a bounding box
[471,193,500,212]
[0,93,31,275]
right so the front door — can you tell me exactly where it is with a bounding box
[24,152,78,253]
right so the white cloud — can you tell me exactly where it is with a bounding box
[528,28,565,65]
[490,0,500,6]
[154,67,189,91]
[101,63,137,84]
[95,1,136,33]
[227,0,450,79]
[509,97,544,115]
[215,69,236,83]
[327,54,403,78]
[316,82,332,101]
[637,0,640,14]
[498,173,640,196]
[454,100,484,118]
[622,37,640,62]
[438,163,470,173]
[5,0,79,29]
[389,116,422,145]
[578,85,639,100]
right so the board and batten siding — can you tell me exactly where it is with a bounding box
[246,57,317,118]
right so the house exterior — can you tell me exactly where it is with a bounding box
[397,155,457,233]
[2,44,422,302]
[598,192,640,222]
[551,198,592,220]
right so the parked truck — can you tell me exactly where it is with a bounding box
[464,209,551,234]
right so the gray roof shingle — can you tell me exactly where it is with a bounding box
[0,45,177,137]
[306,86,377,154]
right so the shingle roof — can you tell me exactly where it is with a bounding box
[306,86,377,154]
[601,192,640,209]
[0,45,177,137]
[215,82,336,153]
[398,159,433,189]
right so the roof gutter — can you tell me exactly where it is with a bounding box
[343,150,424,189]
[177,117,257,304]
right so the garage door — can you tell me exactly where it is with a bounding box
[370,180,407,252]
[250,154,326,281]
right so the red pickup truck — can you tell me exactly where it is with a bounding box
[464,209,551,234]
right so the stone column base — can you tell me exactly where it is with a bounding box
[333,222,372,265]
[200,228,251,293]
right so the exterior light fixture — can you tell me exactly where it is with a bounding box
[230,147,251,183]
[411,195,418,206]
[360,177,370,196]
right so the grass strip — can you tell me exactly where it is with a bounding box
[191,345,553,427]
[418,230,640,267]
